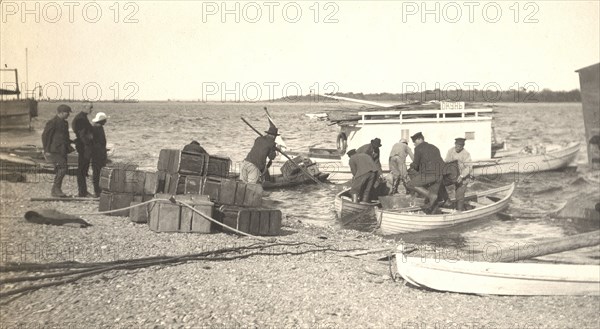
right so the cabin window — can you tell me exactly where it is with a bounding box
[465,132,475,140]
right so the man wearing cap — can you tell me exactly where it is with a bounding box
[72,103,94,197]
[42,104,73,197]
[90,112,109,197]
[406,132,446,213]
[347,149,379,203]
[445,137,473,211]
[388,138,414,195]
[240,121,278,184]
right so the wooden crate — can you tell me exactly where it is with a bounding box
[100,168,155,194]
[148,194,215,233]
[143,171,159,194]
[99,167,126,192]
[164,173,204,195]
[129,201,149,223]
[202,176,262,207]
[98,191,135,217]
[216,206,282,236]
[207,155,231,177]
[157,149,209,175]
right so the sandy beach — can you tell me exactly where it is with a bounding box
[1,174,599,329]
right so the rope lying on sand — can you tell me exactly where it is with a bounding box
[0,242,384,298]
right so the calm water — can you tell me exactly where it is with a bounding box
[2,101,598,263]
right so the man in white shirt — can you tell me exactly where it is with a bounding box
[445,138,473,211]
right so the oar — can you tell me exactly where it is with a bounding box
[241,117,324,186]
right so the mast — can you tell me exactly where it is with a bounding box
[25,48,28,97]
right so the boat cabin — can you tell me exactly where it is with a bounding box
[338,102,494,166]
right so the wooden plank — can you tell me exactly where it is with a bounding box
[220,179,238,205]
[180,205,194,232]
[268,210,282,235]
[144,171,158,194]
[234,181,247,206]
[158,203,181,232]
[258,211,270,235]
[474,230,600,263]
[249,210,261,235]
[190,203,214,233]
[244,183,263,207]
[238,210,250,234]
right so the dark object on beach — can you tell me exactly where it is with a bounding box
[0,171,26,182]
[24,209,92,228]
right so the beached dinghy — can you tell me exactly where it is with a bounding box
[378,183,515,235]
[395,251,600,296]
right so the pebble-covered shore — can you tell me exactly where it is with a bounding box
[1,175,599,329]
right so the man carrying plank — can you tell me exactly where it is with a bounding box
[240,121,278,183]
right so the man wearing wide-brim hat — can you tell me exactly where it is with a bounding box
[240,121,279,184]
[357,137,383,176]
[444,137,473,211]
[42,104,74,197]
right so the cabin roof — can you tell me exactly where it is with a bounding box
[575,62,600,73]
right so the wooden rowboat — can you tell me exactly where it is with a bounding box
[334,188,380,220]
[0,144,114,173]
[395,251,600,296]
[472,142,580,177]
[378,183,515,235]
[262,172,330,189]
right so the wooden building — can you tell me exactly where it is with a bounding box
[576,63,600,168]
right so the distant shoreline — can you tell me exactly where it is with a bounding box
[26,88,582,104]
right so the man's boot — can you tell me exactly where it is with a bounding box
[409,186,437,210]
[51,165,68,198]
[389,178,399,195]
[51,183,67,198]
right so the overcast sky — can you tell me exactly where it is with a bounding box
[1,1,599,101]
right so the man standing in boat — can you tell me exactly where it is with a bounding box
[445,138,473,211]
[406,132,446,213]
[347,149,379,203]
[72,102,94,197]
[42,104,73,197]
[389,138,414,195]
[240,121,278,184]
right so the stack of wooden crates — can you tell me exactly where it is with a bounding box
[98,166,158,218]
[147,149,282,236]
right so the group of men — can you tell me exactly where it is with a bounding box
[347,132,473,213]
[42,103,109,198]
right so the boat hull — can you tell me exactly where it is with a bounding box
[472,142,580,178]
[334,188,378,220]
[378,184,515,235]
[396,255,600,296]
[0,99,37,130]
[262,172,329,189]
[300,143,580,184]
